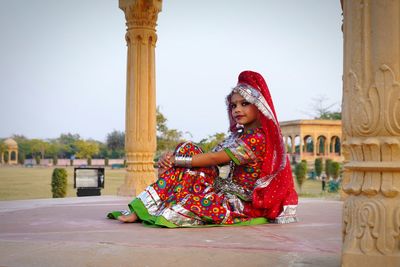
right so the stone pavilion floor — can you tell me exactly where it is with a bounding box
[0,196,342,267]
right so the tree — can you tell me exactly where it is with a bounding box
[45,141,63,158]
[295,161,308,192]
[198,132,227,152]
[106,130,125,158]
[75,140,99,160]
[314,158,323,178]
[57,133,80,158]
[156,107,184,157]
[30,139,48,160]
[157,129,184,155]
[98,143,110,159]
[156,106,168,135]
[106,130,125,151]
[307,95,341,120]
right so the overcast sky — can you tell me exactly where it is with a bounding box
[0,0,343,142]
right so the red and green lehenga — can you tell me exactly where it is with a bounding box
[107,127,298,227]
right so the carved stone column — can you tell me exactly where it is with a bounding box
[342,1,400,266]
[118,0,162,196]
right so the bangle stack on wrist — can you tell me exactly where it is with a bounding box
[174,156,192,168]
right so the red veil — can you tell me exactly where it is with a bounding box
[226,70,298,223]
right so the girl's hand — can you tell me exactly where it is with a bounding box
[157,152,173,169]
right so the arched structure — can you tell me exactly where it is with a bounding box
[2,138,18,165]
[280,119,343,164]
[317,135,327,156]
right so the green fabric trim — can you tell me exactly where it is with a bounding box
[234,217,268,226]
[107,211,123,220]
[107,198,269,228]
[129,198,157,224]
[224,148,240,165]
[154,216,179,228]
[153,216,268,228]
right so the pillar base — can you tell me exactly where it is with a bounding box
[117,170,156,197]
[342,195,400,267]
[342,253,400,267]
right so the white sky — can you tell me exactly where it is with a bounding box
[0,0,343,142]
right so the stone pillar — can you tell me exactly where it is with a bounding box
[323,136,328,157]
[299,136,303,159]
[341,1,400,266]
[313,135,317,157]
[291,135,296,155]
[118,0,162,197]
[284,136,288,153]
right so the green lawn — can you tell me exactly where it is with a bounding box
[0,166,126,200]
[0,166,340,201]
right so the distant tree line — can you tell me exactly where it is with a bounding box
[1,107,226,164]
[0,132,123,165]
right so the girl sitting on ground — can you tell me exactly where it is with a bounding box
[108,70,298,227]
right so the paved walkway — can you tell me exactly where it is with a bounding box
[0,196,342,267]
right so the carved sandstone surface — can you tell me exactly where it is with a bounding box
[343,196,400,255]
[342,1,400,266]
[344,66,400,138]
[118,0,162,196]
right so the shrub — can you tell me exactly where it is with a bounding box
[325,159,333,178]
[51,168,68,198]
[328,179,340,193]
[330,161,340,179]
[295,161,307,192]
[315,158,323,178]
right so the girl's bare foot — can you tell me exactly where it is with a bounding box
[117,213,138,223]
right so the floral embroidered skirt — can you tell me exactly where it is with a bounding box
[107,142,267,228]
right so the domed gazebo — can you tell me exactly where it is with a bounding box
[2,138,18,165]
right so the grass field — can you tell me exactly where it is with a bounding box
[0,166,340,201]
[0,166,126,200]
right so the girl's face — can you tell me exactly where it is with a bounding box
[230,93,261,130]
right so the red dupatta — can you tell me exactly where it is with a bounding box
[226,70,298,222]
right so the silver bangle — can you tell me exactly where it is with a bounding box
[174,156,192,168]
